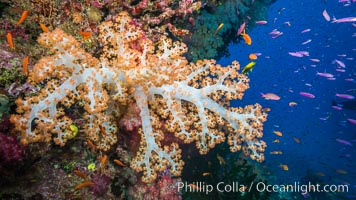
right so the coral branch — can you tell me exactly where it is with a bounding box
[11,12,267,182]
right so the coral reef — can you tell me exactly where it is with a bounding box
[181,144,271,199]
[0,48,27,90]
[1,0,273,65]
[10,11,267,184]
[89,172,111,196]
[102,0,202,41]
[186,0,274,61]
[128,174,182,200]
[0,0,202,57]
[0,95,9,117]
[0,1,275,199]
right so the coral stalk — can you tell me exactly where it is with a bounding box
[11,12,267,183]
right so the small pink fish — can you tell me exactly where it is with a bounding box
[289,51,309,57]
[310,58,320,62]
[269,29,283,38]
[334,59,346,68]
[301,39,312,45]
[253,53,262,56]
[301,29,311,33]
[331,106,342,110]
[347,118,356,124]
[278,7,285,15]
[237,22,246,35]
[336,69,345,72]
[289,52,303,57]
[327,77,336,80]
[299,92,315,98]
[345,78,354,82]
[283,21,291,26]
[255,20,268,25]
[322,9,331,21]
[335,93,355,99]
[336,139,352,146]
[269,29,281,35]
[261,93,280,100]
[272,32,283,38]
[316,72,334,78]
[289,102,298,107]
[332,17,356,23]
[297,51,309,56]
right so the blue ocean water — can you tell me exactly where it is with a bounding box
[219,0,355,198]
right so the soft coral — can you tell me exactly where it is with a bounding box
[0,133,24,164]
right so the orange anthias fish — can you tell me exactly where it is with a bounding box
[217,154,226,165]
[270,151,283,155]
[263,107,271,112]
[6,32,14,49]
[75,180,95,190]
[79,30,91,40]
[17,10,28,25]
[39,23,49,32]
[248,53,258,60]
[189,183,200,190]
[240,29,252,45]
[280,164,289,171]
[73,169,88,180]
[202,172,211,176]
[272,139,280,143]
[86,139,96,152]
[99,155,108,171]
[273,131,283,137]
[23,56,29,76]
[114,159,126,167]
[293,136,301,143]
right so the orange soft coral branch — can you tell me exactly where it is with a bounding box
[11,12,267,183]
[10,28,126,150]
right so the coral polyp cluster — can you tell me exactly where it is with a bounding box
[10,12,267,183]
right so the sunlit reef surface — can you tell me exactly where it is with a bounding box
[0,0,355,199]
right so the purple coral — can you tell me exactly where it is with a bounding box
[7,82,39,97]
[0,47,21,70]
[0,133,25,164]
[90,172,111,196]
